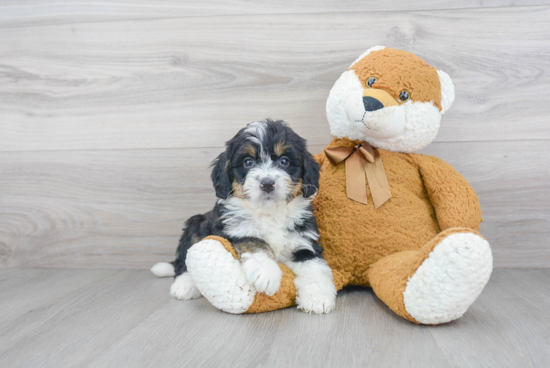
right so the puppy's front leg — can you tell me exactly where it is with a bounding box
[287,251,337,314]
[233,237,282,296]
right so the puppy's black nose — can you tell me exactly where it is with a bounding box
[260,179,275,193]
[363,96,384,112]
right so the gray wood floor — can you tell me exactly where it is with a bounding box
[0,268,548,368]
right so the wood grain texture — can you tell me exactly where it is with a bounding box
[0,269,168,367]
[1,2,548,269]
[0,268,121,350]
[1,6,550,152]
[0,269,548,367]
[1,1,548,28]
[420,141,550,268]
[428,269,550,368]
[1,140,548,269]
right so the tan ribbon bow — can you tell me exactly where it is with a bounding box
[324,142,392,209]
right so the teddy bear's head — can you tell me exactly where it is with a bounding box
[326,46,455,153]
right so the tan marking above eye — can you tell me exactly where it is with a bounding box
[274,141,288,157]
[242,145,256,157]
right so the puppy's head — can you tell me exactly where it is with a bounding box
[211,119,320,203]
[326,46,455,153]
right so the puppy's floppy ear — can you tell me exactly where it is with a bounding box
[301,152,320,198]
[211,151,232,199]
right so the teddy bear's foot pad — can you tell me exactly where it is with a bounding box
[403,232,492,324]
[186,238,255,314]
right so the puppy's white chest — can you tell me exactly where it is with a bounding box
[229,212,290,257]
[254,213,288,244]
[222,197,313,260]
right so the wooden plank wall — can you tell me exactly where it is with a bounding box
[0,1,549,268]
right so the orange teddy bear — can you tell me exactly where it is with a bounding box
[183,47,493,324]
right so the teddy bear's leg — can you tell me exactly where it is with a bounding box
[185,235,298,314]
[368,227,492,324]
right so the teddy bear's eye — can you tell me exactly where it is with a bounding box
[399,91,410,102]
[366,77,377,88]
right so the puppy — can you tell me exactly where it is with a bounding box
[151,119,337,313]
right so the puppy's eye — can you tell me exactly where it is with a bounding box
[243,158,255,168]
[399,90,410,102]
[366,77,377,88]
[279,157,290,167]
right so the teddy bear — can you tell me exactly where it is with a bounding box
[183,46,493,324]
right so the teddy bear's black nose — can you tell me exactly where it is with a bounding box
[363,96,384,112]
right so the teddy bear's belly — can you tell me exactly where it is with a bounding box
[314,177,440,287]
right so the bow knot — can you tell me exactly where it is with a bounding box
[324,141,392,209]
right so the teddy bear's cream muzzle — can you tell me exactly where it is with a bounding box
[344,88,406,140]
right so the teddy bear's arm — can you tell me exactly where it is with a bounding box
[413,155,482,231]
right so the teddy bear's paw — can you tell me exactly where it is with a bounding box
[403,232,493,324]
[170,272,202,300]
[242,252,282,296]
[186,239,256,314]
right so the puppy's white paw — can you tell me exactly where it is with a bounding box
[296,282,336,314]
[170,272,203,300]
[292,258,337,314]
[242,252,282,296]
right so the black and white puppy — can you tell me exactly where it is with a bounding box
[152,119,337,313]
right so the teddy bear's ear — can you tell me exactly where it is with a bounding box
[437,69,455,115]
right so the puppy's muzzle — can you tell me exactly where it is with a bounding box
[260,179,275,193]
